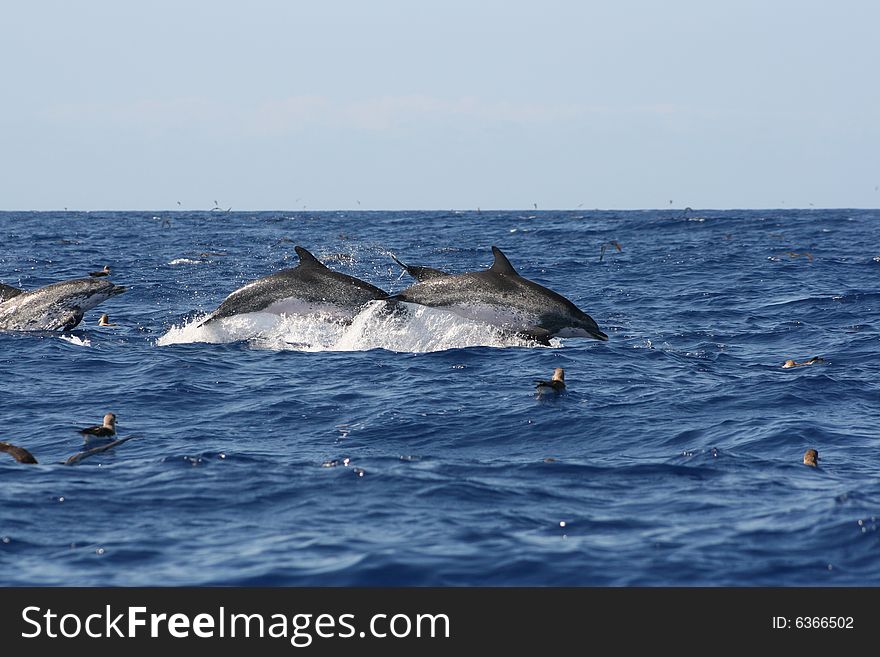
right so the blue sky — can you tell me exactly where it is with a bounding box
[2,0,878,209]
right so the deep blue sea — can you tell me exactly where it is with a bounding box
[1,209,878,586]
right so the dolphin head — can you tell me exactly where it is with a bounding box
[73,279,127,312]
[107,283,127,297]
[484,246,608,342]
[551,304,608,341]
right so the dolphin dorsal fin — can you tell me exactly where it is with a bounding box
[0,283,24,301]
[489,246,518,276]
[295,246,326,268]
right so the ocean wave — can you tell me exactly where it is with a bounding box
[157,301,553,352]
[167,258,205,265]
[58,334,91,347]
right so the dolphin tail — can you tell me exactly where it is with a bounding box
[389,253,408,269]
[389,253,449,282]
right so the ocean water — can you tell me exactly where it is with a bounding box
[0,209,878,586]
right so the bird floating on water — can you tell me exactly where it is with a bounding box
[98,314,116,327]
[803,449,819,467]
[78,413,117,443]
[782,356,825,369]
[89,265,111,277]
[535,368,566,394]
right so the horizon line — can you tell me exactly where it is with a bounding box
[1,206,878,213]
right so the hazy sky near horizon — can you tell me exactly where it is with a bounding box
[2,0,878,210]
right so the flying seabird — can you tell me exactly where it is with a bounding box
[599,240,623,262]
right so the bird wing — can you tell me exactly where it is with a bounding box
[0,441,38,464]
[65,436,133,465]
[78,425,113,437]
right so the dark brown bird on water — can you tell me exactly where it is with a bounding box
[89,265,111,277]
[803,449,819,467]
[535,368,566,394]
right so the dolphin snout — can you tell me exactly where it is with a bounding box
[575,311,608,341]
[109,285,127,296]
[555,316,608,341]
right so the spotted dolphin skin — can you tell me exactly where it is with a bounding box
[199,246,388,326]
[389,246,608,345]
[0,278,126,331]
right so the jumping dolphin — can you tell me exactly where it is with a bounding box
[0,278,127,331]
[198,246,388,326]
[389,246,608,345]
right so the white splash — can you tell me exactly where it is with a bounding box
[168,258,204,266]
[59,334,91,347]
[157,301,557,353]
